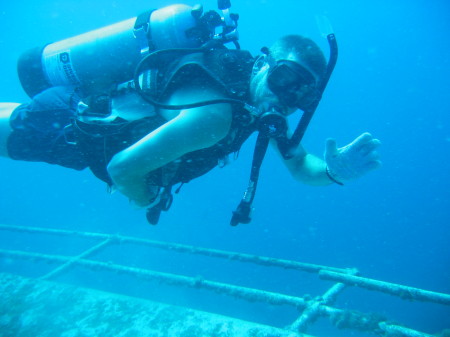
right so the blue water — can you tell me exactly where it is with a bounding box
[0,0,449,335]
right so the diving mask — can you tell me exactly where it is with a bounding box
[267,59,319,110]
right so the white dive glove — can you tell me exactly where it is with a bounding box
[324,132,381,184]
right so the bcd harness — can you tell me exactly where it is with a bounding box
[72,30,338,227]
[73,48,259,225]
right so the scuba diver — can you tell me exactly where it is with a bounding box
[0,2,381,225]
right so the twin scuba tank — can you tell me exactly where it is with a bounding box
[17,2,239,99]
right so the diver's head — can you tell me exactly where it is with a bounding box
[250,35,327,114]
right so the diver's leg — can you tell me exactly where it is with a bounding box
[4,88,88,171]
[0,103,20,158]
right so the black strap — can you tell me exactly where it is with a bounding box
[230,132,269,226]
[134,10,154,31]
[134,10,155,54]
[230,110,287,226]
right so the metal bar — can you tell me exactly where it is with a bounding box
[0,249,308,309]
[1,244,441,337]
[379,322,434,337]
[311,307,435,337]
[2,224,447,336]
[0,224,108,239]
[289,282,347,332]
[122,237,349,274]
[39,238,112,280]
[0,224,349,274]
[319,270,450,306]
[0,248,393,336]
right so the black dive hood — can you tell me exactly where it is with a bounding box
[230,31,338,226]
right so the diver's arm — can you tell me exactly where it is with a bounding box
[276,143,333,186]
[107,86,232,206]
[277,132,382,186]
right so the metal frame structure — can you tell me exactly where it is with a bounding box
[0,224,449,337]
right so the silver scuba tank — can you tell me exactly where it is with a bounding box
[17,4,204,98]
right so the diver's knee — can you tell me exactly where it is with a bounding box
[0,103,20,117]
[0,103,21,158]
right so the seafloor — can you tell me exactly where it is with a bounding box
[0,273,309,337]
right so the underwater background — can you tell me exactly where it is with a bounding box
[0,0,449,336]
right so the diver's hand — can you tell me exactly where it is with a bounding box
[324,132,381,184]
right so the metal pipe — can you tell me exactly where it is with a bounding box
[319,270,450,306]
[39,238,112,280]
[379,322,434,337]
[289,282,348,332]
[0,242,442,337]
[0,248,308,309]
[0,224,349,274]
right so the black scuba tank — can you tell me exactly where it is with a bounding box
[17,4,211,98]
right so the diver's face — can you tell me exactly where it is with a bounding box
[250,66,297,116]
[251,55,319,115]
